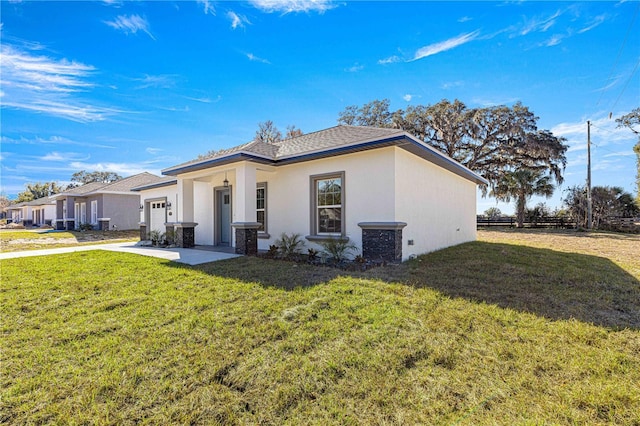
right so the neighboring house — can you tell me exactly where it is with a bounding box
[6,196,56,226]
[134,125,487,262]
[51,173,167,231]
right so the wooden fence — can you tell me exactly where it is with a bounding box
[477,216,576,229]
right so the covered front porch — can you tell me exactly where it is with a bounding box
[163,161,272,255]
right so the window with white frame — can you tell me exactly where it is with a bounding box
[91,200,98,224]
[256,183,267,233]
[311,172,345,235]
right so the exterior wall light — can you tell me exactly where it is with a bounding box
[139,204,144,211]
[223,171,229,188]
[166,201,172,210]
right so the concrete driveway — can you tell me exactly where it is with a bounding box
[0,242,241,265]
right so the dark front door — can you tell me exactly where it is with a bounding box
[216,188,231,245]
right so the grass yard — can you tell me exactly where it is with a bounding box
[0,229,140,252]
[1,230,639,424]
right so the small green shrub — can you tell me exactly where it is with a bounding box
[276,233,305,259]
[148,230,165,245]
[164,229,175,245]
[77,223,94,232]
[320,238,357,263]
[307,248,319,261]
[266,244,279,258]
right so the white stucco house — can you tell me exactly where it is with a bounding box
[6,196,56,227]
[133,125,487,262]
[51,173,167,231]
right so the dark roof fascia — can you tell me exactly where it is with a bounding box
[131,179,178,192]
[162,152,273,176]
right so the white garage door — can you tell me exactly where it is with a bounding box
[150,201,166,233]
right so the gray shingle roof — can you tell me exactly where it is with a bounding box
[55,173,166,196]
[164,125,403,173]
[161,125,487,185]
[99,172,166,192]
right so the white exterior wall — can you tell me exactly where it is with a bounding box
[394,147,477,259]
[193,181,214,245]
[258,147,397,254]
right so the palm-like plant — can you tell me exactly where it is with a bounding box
[491,169,555,228]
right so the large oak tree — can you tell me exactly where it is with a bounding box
[338,99,568,195]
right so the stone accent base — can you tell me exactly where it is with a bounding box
[232,222,260,255]
[65,220,75,231]
[139,224,147,241]
[56,220,66,230]
[99,219,110,231]
[358,222,407,263]
[174,222,197,248]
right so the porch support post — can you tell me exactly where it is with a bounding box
[174,178,197,247]
[232,162,259,255]
[177,178,194,223]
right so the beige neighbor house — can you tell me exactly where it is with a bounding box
[51,172,167,231]
[133,125,487,262]
[6,196,56,227]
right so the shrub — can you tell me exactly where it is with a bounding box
[164,229,175,246]
[307,248,319,261]
[320,238,357,263]
[266,244,279,258]
[148,230,165,246]
[275,233,305,259]
[77,223,94,232]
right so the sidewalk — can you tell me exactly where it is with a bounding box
[0,242,240,265]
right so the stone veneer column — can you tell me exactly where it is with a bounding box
[98,219,110,231]
[139,223,147,241]
[358,222,407,263]
[174,222,197,248]
[55,220,65,230]
[232,222,260,255]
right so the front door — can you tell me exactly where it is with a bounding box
[216,188,231,245]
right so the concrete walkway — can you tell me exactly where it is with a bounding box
[0,242,241,265]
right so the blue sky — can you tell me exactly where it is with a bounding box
[1,0,638,214]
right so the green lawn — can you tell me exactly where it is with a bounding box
[1,230,639,424]
[0,229,140,252]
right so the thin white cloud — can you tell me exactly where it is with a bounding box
[227,11,251,29]
[378,55,401,65]
[0,43,118,122]
[146,147,163,155]
[184,95,222,103]
[519,10,562,36]
[1,135,116,149]
[70,161,157,176]
[197,0,215,15]
[541,34,565,47]
[442,81,464,90]
[40,152,89,162]
[403,94,412,102]
[458,16,472,23]
[104,14,155,40]
[246,53,271,64]
[411,30,480,61]
[249,0,336,14]
[579,15,606,34]
[345,63,364,73]
[134,74,177,89]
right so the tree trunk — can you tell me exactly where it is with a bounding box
[516,196,526,228]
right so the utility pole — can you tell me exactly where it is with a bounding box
[587,120,592,230]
